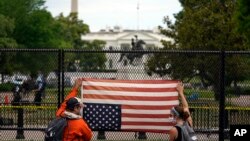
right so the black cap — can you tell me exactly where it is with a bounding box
[66,97,81,110]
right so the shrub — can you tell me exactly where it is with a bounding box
[0,83,14,92]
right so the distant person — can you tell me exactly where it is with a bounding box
[56,78,92,141]
[21,75,35,98]
[11,80,22,106]
[131,38,136,49]
[169,82,195,141]
[33,71,46,106]
[134,35,138,44]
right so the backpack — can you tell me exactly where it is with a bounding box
[44,117,67,141]
[175,121,197,141]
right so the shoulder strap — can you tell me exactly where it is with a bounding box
[174,126,183,141]
[183,121,197,140]
[175,124,190,141]
[183,121,195,133]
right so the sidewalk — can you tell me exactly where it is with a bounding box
[229,95,250,107]
[1,130,220,141]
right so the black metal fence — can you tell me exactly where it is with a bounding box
[0,49,250,141]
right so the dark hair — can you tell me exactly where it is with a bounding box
[173,106,190,121]
[66,97,80,111]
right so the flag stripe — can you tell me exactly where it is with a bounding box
[122,109,170,114]
[82,78,179,84]
[81,78,179,133]
[122,122,174,126]
[121,125,172,130]
[83,81,177,88]
[122,118,172,122]
[122,113,170,118]
[122,129,171,133]
[122,105,176,110]
[83,94,178,101]
[83,87,177,92]
[82,89,178,96]
[83,99,179,105]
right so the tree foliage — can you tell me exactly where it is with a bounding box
[235,0,250,45]
[55,13,90,49]
[55,14,107,72]
[146,0,249,100]
[0,0,46,46]
[0,14,17,48]
[80,40,107,71]
[0,0,107,75]
[0,14,17,77]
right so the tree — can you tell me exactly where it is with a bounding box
[0,14,17,48]
[0,0,107,74]
[55,13,90,49]
[0,14,17,82]
[12,10,62,75]
[79,40,107,72]
[55,13,107,72]
[146,0,249,100]
[0,0,46,44]
[235,0,250,45]
[0,1,81,74]
[0,0,56,75]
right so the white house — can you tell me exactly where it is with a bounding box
[81,26,172,50]
[80,27,172,80]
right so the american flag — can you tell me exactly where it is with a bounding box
[81,78,179,133]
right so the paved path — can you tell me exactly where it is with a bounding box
[1,130,221,141]
[228,95,250,107]
[1,91,36,103]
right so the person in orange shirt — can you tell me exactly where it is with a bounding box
[56,78,92,141]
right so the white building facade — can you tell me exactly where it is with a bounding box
[81,27,172,80]
[81,27,172,50]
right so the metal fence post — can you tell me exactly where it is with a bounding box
[16,100,29,139]
[138,132,147,139]
[16,107,24,139]
[219,51,225,141]
[61,50,65,101]
[97,131,106,140]
[57,49,62,108]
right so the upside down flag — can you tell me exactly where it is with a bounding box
[82,78,179,133]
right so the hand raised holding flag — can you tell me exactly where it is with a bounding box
[176,82,193,127]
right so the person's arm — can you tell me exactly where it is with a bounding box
[169,127,177,141]
[56,78,82,117]
[81,121,93,141]
[32,82,42,92]
[176,82,193,126]
[74,120,92,141]
[176,83,189,109]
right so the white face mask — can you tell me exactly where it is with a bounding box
[80,107,84,116]
[79,104,86,116]
[169,117,177,123]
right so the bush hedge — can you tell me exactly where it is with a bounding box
[0,83,14,92]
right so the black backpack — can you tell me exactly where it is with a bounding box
[44,117,67,141]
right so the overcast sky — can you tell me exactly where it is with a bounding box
[45,0,182,32]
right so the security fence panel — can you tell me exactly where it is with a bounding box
[0,49,59,140]
[224,52,250,139]
[1,49,250,141]
[62,50,222,141]
[145,51,222,141]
